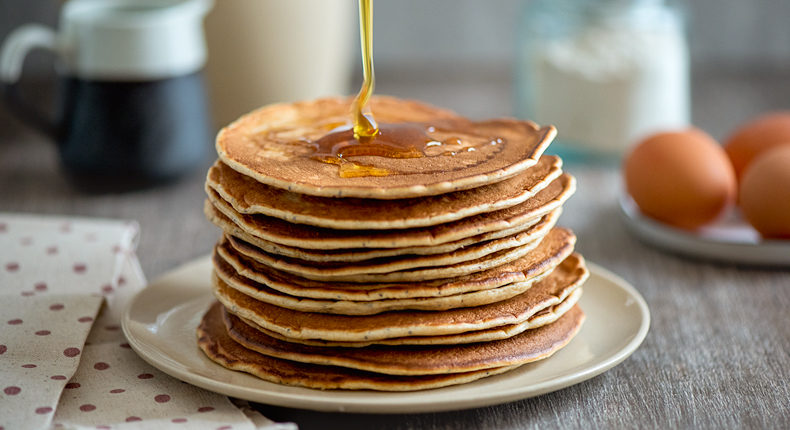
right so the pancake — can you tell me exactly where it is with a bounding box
[206,155,562,229]
[212,252,587,342]
[197,302,519,391]
[206,200,550,262]
[226,234,542,283]
[223,303,585,375]
[214,227,576,301]
[216,96,556,199]
[205,173,575,250]
[243,286,582,347]
[213,253,557,315]
[223,213,558,282]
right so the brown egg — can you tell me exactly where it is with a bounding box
[624,128,736,230]
[738,144,790,239]
[724,111,790,179]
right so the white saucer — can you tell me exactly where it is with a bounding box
[122,256,650,413]
[619,194,790,267]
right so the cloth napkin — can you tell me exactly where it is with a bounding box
[0,214,296,430]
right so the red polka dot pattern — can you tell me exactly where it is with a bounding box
[137,373,153,379]
[79,404,96,412]
[154,394,171,403]
[172,418,188,423]
[63,347,81,357]
[4,386,21,395]
[0,217,150,429]
[198,406,215,413]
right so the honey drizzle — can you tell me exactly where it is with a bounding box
[300,0,506,178]
[351,0,378,140]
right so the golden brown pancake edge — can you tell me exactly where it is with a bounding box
[216,95,556,199]
[197,302,520,391]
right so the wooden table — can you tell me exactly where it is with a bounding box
[1,69,788,428]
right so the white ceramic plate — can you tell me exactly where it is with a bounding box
[619,194,790,267]
[122,256,650,413]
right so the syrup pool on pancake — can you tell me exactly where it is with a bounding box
[294,0,509,178]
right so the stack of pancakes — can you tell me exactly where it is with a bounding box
[198,96,589,391]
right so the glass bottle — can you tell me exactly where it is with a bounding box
[515,0,690,162]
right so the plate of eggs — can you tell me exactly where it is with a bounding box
[620,112,790,267]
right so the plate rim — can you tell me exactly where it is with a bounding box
[122,257,650,413]
[619,193,790,266]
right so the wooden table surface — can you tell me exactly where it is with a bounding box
[1,69,788,429]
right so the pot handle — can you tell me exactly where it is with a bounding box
[0,24,61,139]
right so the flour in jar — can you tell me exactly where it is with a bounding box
[530,21,690,154]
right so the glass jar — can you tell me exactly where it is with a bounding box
[515,0,690,162]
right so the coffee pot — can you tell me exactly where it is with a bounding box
[0,0,214,190]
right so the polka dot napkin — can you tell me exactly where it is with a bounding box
[0,214,295,430]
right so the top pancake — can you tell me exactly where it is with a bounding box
[216,96,556,199]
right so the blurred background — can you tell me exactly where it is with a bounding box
[1,0,789,193]
[2,0,788,120]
